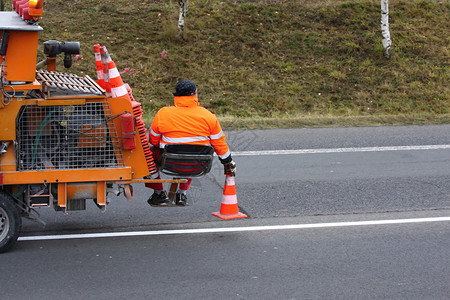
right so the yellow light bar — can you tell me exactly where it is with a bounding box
[28,0,43,19]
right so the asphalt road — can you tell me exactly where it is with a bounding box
[1,124,449,299]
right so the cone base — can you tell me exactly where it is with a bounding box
[211,211,248,220]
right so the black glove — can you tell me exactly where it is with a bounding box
[223,160,236,176]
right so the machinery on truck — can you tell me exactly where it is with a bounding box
[0,0,216,253]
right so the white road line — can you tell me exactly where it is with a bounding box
[232,144,450,156]
[18,216,450,242]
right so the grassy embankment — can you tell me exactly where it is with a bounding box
[29,0,450,128]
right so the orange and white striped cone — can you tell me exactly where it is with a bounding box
[93,44,106,89]
[99,46,112,97]
[107,60,131,101]
[212,175,247,220]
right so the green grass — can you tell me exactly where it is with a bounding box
[21,0,450,128]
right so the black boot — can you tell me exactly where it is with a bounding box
[175,193,187,206]
[147,191,170,206]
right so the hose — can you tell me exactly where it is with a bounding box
[31,108,57,168]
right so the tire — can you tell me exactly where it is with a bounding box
[0,192,22,253]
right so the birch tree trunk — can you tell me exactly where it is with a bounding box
[178,0,189,37]
[381,0,392,58]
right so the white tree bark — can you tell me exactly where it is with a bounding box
[178,0,189,36]
[381,0,392,58]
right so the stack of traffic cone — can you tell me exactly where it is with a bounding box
[93,44,159,177]
[212,175,247,220]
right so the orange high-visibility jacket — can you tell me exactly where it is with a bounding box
[149,96,231,160]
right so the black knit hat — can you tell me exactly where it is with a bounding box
[173,80,197,96]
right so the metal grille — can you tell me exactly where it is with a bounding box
[16,102,124,171]
[36,70,104,98]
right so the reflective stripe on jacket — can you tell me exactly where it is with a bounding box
[149,96,231,160]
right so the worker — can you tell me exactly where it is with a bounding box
[146,80,236,206]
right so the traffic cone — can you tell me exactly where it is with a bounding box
[99,46,112,97]
[107,60,131,100]
[93,44,106,89]
[212,175,247,220]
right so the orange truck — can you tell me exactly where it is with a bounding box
[0,0,197,252]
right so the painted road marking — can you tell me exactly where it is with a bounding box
[19,216,450,242]
[232,144,450,156]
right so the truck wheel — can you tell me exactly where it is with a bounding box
[0,192,22,253]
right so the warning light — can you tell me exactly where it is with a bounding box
[28,0,43,20]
